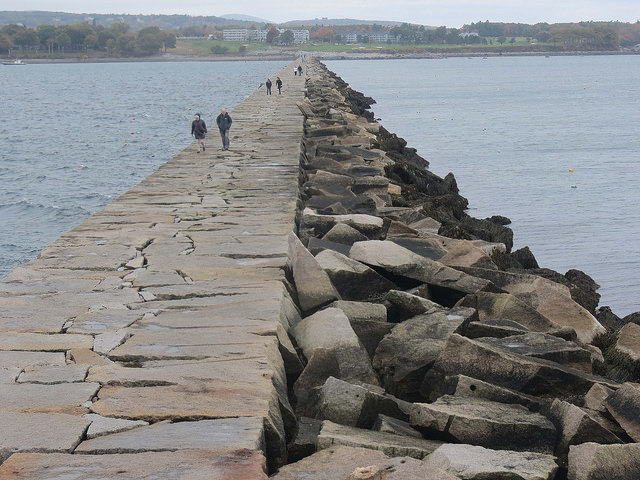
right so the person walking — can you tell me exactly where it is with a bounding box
[216,108,232,151]
[297,65,302,76]
[265,78,272,95]
[276,77,282,94]
[191,113,207,153]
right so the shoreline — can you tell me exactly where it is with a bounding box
[6,49,638,65]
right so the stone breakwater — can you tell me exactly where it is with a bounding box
[1,58,639,479]
[272,58,640,480]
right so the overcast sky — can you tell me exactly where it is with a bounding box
[2,0,638,27]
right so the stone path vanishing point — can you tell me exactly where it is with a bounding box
[0,61,310,478]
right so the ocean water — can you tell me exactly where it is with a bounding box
[326,55,640,317]
[0,60,287,280]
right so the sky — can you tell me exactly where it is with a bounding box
[1,0,638,27]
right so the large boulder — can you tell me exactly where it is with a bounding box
[456,292,557,333]
[317,421,443,460]
[330,301,391,357]
[411,396,556,453]
[568,442,640,480]
[349,240,500,306]
[322,224,368,245]
[384,290,444,322]
[316,377,410,428]
[477,333,593,373]
[373,308,475,399]
[290,308,378,386]
[612,322,640,379]
[443,375,550,412]
[422,334,617,401]
[424,443,558,480]
[604,382,640,441]
[288,233,340,312]
[271,445,457,480]
[315,250,397,301]
[302,208,385,237]
[459,268,605,344]
[549,399,622,465]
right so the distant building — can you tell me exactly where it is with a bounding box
[341,32,359,43]
[223,29,249,41]
[222,28,296,42]
[459,32,480,38]
[340,32,398,44]
[291,30,310,43]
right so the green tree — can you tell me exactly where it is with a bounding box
[54,32,71,52]
[37,24,57,51]
[109,22,130,37]
[280,30,294,45]
[13,29,40,49]
[266,28,279,44]
[158,30,176,52]
[136,26,162,55]
[497,35,507,44]
[0,34,13,53]
[65,23,95,49]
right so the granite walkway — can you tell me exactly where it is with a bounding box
[0,60,311,478]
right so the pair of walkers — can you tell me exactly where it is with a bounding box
[190,109,233,152]
[265,77,282,95]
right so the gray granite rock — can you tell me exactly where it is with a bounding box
[411,396,556,453]
[604,382,640,441]
[317,421,443,459]
[288,232,340,312]
[424,443,558,480]
[568,442,640,480]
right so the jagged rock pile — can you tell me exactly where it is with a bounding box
[270,58,640,480]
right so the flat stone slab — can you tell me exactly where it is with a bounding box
[17,364,88,384]
[107,328,275,361]
[75,417,265,454]
[424,443,558,480]
[0,351,66,370]
[0,333,93,352]
[0,382,100,414]
[83,414,148,439]
[0,413,90,462]
[90,383,274,422]
[0,449,269,479]
[317,420,443,459]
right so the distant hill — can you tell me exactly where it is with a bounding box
[219,14,272,24]
[280,18,408,27]
[0,10,257,31]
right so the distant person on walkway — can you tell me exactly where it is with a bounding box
[216,108,232,151]
[191,113,207,153]
[293,67,297,76]
[297,65,302,76]
[276,77,282,94]
[266,78,272,95]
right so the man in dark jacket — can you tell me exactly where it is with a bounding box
[190,113,207,153]
[216,108,232,151]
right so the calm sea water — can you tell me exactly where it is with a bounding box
[0,60,287,281]
[326,55,640,317]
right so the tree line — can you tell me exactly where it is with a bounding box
[0,22,177,56]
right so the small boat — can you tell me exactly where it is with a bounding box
[3,58,26,65]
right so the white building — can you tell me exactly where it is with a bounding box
[223,29,249,41]
[291,30,310,44]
